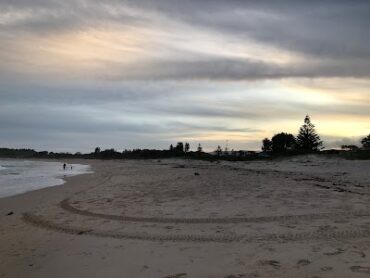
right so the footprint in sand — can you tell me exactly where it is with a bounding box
[297,259,311,267]
[350,266,370,274]
[352,250,366,258]
[258,260,281,269]
[224,275,248,278]
[320,266,333,271]
[323,248,345,256]
[165,273,187,278]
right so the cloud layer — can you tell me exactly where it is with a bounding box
[2,0,370,81]
[0,1,370,151]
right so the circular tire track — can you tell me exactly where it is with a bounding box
[61,198,370,224]
[23,212,370,243]
[23,166,370,242]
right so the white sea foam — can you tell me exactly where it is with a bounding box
[0,160,92,198]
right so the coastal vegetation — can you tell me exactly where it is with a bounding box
[0,115,369,161]
[261,115,323,155]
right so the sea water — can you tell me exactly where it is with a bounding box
[0,160,92,198]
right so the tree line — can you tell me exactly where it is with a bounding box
[0,144,208,160]
[1,115,369,160]
[261,115,323,154]
[92,142,205,159]
[261,115,370,155]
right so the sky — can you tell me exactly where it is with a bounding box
[1,0,370,152]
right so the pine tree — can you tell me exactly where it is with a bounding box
[216,145,222,156]
[175,142,184,152]
[184,142,190,153]
[296,115,323,152]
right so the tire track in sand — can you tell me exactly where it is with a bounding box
[60,198,370,224]
[23,212,370,243]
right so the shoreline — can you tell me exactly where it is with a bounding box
[0,158,96,203]
[0,158,93,200]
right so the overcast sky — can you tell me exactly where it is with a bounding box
[1,0,370,152]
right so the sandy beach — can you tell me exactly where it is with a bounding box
[1,156,370,277]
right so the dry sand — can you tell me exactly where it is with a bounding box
[1,155,370,277]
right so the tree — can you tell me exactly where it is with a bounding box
[175,142,184,152]
[94,147,101,154]
[216,145,222,156]
[296,115,323,152]
[197,143,203,153]
[184,142,190,153]
[261,138,272,152]
[271,132,296,153]
[169,144,174,151]
[361,134,370,149]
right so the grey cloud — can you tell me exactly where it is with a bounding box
[166,122,261,133]
[105,57,370,81]
[1,0,370,80]
[0,100,261,136]
[0,105,160,134]
[125,0,370,60]
[0,91,264,151]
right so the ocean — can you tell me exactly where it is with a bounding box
[0,160,92,198]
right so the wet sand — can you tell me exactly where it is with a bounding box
[1,156,370,277]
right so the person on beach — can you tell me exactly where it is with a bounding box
[63,163,66,170]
